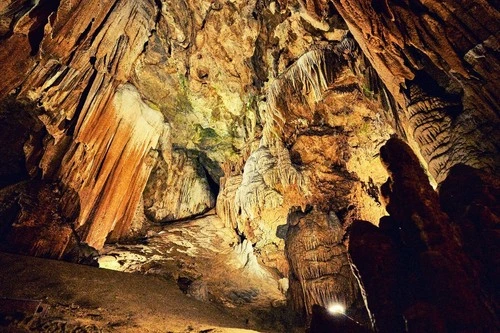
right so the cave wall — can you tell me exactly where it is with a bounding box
[330,0,499,182]
[0,0,393,256]
[0,0,168,251]
[348,138,499,332]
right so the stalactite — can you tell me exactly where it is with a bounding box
[234,145,307,225]
[262,48,334,146]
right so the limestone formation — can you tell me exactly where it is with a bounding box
[0,0,167,250]
[285,208,365,323]
[144,148,216,223]
[330,0,500,182]
[0,1,498,331]
[348,138,498,332]
[380,137,496,331]
[0,0,392,257]
[216,174,243,230]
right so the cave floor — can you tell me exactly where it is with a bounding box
[0,251,274,333]
[97,213,288,331]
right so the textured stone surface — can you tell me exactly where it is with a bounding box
[439,164,500,312]
[0,251,274,333]
[329,0,500,182]
[285,208,365,323]
[97,214,288,331]
[0,1,498,330]
[0,0,168,250]
[0,0,391,256]
[0,180,73,259]
[62,83,169,248]
[144,148,216,223]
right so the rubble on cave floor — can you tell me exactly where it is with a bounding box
[98,212,289,331]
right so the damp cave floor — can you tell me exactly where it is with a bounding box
[0,251,272,333]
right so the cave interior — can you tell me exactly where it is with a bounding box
[0,0,498,332]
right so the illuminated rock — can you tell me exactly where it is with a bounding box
[285,208,366,323]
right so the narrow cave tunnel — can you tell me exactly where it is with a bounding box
[0,1,498,332]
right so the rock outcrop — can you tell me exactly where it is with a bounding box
[285,208,365,323]
[348,138,499,332]
[0,0,169,251]
[330,0,500,182]
[144,148,217,223]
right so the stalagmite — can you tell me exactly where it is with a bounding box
[348,137,498,332]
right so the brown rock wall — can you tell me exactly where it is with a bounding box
[0,180,74,259]
[330,0,500,182]
[348,138,499,332]
[285,208,366,323]
[0,1,168,250]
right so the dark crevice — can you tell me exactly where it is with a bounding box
[177,276,193,294]
[405,71,463,121]
[153,0,162,26]
[66,69,98,136]
[202,164,220,198]
[148,208,216,226]
[295,125,344,138]
[27,0,61,56]
[66,19,94,65]
[141,40,149,54]
[237,231,247,242]
[28,27,45,56]
[0,98,43,187]
[361,177,381,206]
[330,82,359,94]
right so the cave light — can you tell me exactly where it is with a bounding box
[327,303,346,315]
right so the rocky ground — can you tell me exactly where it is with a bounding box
[98,212,291,331]
[0,213,292,333]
